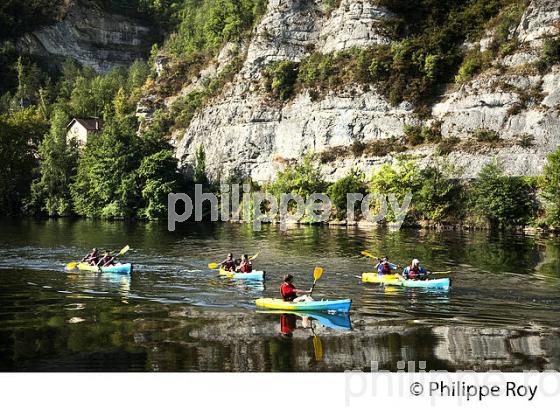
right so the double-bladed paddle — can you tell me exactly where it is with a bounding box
[360,250,450,275]
[66,245,130,271]
[208,252,260,270]
[309,266,324,296]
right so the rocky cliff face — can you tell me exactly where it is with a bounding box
[164,0,560,182]
[16,0,153,73]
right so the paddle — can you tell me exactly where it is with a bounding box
[208,252,259,270]
[361,251,451,275]
[66,245,130,271]
[361,250,379,260]
[309,266,324,296]
[311,325,323,361]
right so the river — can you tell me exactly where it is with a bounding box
[1,218,560,371]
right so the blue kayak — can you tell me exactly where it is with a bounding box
[256,298,352,313]
[78,262,133,274]
[258,310,352,330]
[220,268,265,281]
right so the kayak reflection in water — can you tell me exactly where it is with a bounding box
[401,259,430,280]
[280,313,297,337]
[280,274,313,302]
[279,314,312,337]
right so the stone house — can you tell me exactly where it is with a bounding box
[66,118,104,146]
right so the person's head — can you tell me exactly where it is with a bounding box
[412,258,420,267]
[381,256,388,263]
[241,255,247,262]
[227,253,233,260]
[284,274,294,283]
[244,254,249,260]
[92,248,98,255]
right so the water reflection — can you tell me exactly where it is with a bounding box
[1,219,560,371]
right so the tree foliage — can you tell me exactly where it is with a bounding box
[469,161,538,227]
[0,108,48,214]
[28,108,78,216]
[541,147,560,228]
[268,155,326,199]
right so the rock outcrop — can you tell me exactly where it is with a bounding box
[166,0,560,182]
[175,0,409,182]
[16,0,153,73]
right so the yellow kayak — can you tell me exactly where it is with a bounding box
[362,272,401,284]
[362,272,451,289]
[255,298,352,313]
[77,262,133,274]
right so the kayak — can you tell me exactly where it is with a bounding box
[362,272,450,289]
[77,262,133,274]
[219,268,265,281]
[255,298,352,313]
[257,310,352,331]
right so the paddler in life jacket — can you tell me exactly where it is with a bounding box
[97,251,115,268]
[237,254,252,273]
[280,274,313,302]
[221,253,237,272]
[402,259,428,280]
[82,248,99,266]
[376,256,398,276]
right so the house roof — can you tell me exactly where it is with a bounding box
[67,118,104,131]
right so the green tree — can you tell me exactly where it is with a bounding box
[369,159,422,225]
[541,147,560,227]
[137,150,180,219]
[415,164,463,223]
[28,108,78,216]
[470,161,537,227]
[0,108,48,214]
[327,169,367,219]
[269,154,326,199]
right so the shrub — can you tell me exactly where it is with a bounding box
[369,159,422,225]
[536,36,560,73]
[351,140,366,156]
[469,161,537,227]
[327,169,367,219]
[422,121,443,143]
[364,138,407,157]
[403,124,424,146]
[455,48,493,83]
[268,154,326,199]
[415,165,464,223]
[473,128,501,143]
[540,147,560,228]
[263,60,299,100]
[515,133,535,148]
[436,137,460,155]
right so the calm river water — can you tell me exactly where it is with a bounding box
[1,219,560,371]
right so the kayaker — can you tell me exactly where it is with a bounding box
[97,251,116,268]
[237,254,252,273]
[376,256,398,276]
[221,253,237,272]
[401,259,429,280]
[82,248,99,266]
[280,274,313,302]
[280,314,297,337]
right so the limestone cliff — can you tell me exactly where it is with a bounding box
[157,0,560,182]
[16,0,153,73]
